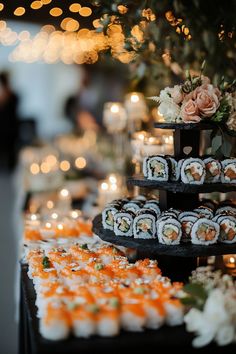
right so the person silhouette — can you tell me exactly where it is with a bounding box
[0,71,20,171]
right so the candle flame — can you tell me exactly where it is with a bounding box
[131,93,139,103]
[111,104,119,113]
[101,182,108,190]
[229,257,235,264]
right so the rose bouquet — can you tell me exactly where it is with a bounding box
[150,64,236,156]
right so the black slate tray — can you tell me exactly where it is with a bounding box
[20,264,235,354]
[154,122,215,130]
[127,175,236,193]
[92,215,236,257]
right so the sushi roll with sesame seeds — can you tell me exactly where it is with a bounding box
[143,200,161,217]
[133,209,157,239]
[221,158,236,183]
[123,200,143,214]
[114,211,134,237]
[157,218,182,245]
[191,218,219,245]
[181,158,206,184]
[102,204,121,230]
[146,156,169,181]
[179,215,198,242]
[193,206,214,219]
[166,156,180,181]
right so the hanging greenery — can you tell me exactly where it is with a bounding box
[92,0,236,94]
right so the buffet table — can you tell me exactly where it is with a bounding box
[19,264,235,354]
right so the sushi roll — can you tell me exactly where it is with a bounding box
[114,211,134,237]
[161,208,180,218]
[133,195,147,202]
[204,157,221,183]
[146,156,169,181]
[142,156,149,178]
[123,200,143,214]
[221,159,236,183]
[166,156,180,181]
[191,218,219,245]
[102,204,121,230]
[217,215,236,243]
[193,206,214,219]
[157,218,182,245]
[216,205,236,217]
[39,302,71,340]
[133,209,157,239]
[178,211,199,220]
[121,303,146,332]
[143,200,161,217]
[96,304,120,337]
[143,298,165,329]
[180,215,199,242]
[72,305,96,338]
[181,158,206,184]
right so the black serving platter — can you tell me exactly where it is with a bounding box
[20,264,235,354]
[127,175,236,193]
[92,215,236,258]
[154,122,215,130]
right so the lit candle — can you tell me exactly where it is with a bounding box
[103,102,127,134]
[40,221,56,239]
[57,188,72,211]
[142,136,163,157]
[124,92,148,132]
[98,174,122,208]
[223,254,236,269]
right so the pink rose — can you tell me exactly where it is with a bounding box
[170,85,184,104]
[181,99,201,123]
[201,75,211,85]
[194,84,220,117]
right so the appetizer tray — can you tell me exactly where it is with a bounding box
[19,264,234,354]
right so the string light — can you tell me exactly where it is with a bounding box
[31,1,43,10]
[69,3,81,13]
[60,160,70,171]
[79,7,92,17]
[30,163,40,175]
[75,157,86,169]
[50,7,63,17]
[14,7,26,16]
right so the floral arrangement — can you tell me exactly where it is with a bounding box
[150,63,236,156]
[180,266,236,348]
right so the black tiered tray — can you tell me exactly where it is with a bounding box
[154,122,215,130]
[128,175,236,193]
[92,215,236,258]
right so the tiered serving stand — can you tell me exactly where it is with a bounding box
[93,122,236,281]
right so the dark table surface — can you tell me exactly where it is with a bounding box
[20,264,235,354]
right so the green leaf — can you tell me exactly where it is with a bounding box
[183,283,208,301]
[221,132,233,157]
[181,296,198,306]
[211,134,222,154]
[42,256,50,269]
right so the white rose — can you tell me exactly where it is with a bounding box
[158,100,180,122]
[159,87,173,102]
[204,289,229,327]
[184,308,205,332]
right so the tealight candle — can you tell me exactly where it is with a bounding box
[40,221,56,239]
[223,254,236,269]
[124,92,148,132]
[103,102,127,134]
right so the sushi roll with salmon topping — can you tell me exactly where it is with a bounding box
[181,158,206,184]
[191,218,219,245]
[71,304,96,338]
[39,301,71,340]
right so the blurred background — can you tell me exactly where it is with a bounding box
[0,1,236,353]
